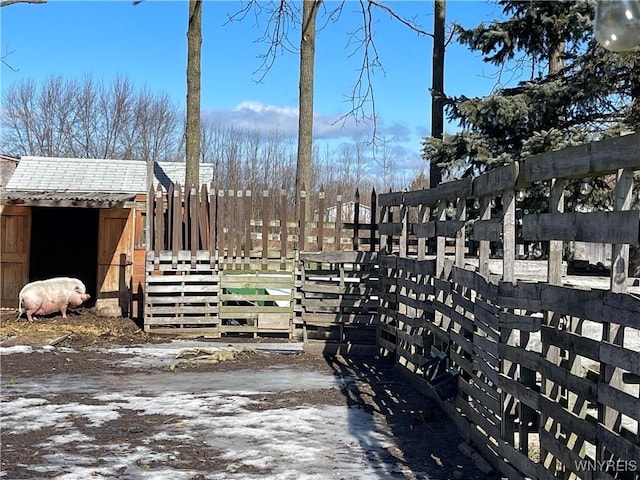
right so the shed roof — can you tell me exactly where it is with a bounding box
[1,156,217,207]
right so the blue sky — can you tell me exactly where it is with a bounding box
[1,0,507,174]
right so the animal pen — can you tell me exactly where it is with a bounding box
[145,132,640,480]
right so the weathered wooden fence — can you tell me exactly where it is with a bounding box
[144,187,378,336]
[143,133,640,479]
[377,132,640,480]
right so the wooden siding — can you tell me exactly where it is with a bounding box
[96,208,134,316]
[0,206,30,308]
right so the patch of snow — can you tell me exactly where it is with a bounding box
[0,345,33,355]
[1,342,402,480]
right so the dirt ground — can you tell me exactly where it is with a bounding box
[1,308,501,480]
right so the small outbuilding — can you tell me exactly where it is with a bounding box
[0,156,213,318]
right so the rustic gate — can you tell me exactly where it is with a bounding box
[143,185,379,339]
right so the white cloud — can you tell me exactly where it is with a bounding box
[202,101,407,142]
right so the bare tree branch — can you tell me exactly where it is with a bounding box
[367,0,432,38]
[0,0,46,6]
[2,45,18,72]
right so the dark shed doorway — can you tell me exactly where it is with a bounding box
[29,207,99,302]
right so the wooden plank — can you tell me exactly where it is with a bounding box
[450,349,473,376]
[539,395,596,442]
[540,283,604,320]
[378,191,404,207]
[541,326,601,363]
[473,162,519,197]
[498,311,542,332]
[378,336,396,352]
[396,257,435,275]
[378,222,403,236]
[502,188,516,283]
[413,221,435,238]
[596,423,640,464]
[147,294,218,304]
[299,251,377,264]
[537,357,596,400]
[451,266,475,290]
[147,284,218,293]
[451,288,475,312]
[474,271,499,300]
[438,220,466,238]
[597,381,640,420]
[599,341,640,375]
[498,373,539,411]
[520,132,640,184]
[498,281,542,310]
[522,210,640,244]
[145,314,219,323]
[474,299,499,330]
[538,429,594,480]
[404,177,473,206]
[450,329,473,355]
[473,220,502,242]
[498,344,541,371]
[302,312,377,325]
[473,356,500,385]
[457,377,501,414]
[454,396,502,440]
[279,188,287,268]
[498,442,538,480]
[449,306,474,332]
[602,291,640,329]
[610,168,634,293]
[313,189,324,250]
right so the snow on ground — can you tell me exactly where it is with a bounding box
[1,342,404,480]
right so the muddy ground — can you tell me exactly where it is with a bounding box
[0,309,501,480]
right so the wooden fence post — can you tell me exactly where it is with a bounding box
[335,191,343,252]
[540,177,565,474]
[353,188,360,251]
[370,188,377,252]
[189,184,198,268]
[299,185,307,253]
[262,189,270,269]
[318,186,325,251]
[171,183,181,269]
[280,187,287,270]
[209,183,217,268]
[599,167,633,461]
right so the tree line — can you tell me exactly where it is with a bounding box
[1,75,416,208]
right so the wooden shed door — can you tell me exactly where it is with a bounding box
[96,209,133,316]
[0,206,31,308]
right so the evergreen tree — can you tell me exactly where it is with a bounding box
[422,0,639,211]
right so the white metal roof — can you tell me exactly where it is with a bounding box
[5,156,216,194]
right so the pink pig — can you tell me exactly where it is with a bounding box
[17,277,91,322]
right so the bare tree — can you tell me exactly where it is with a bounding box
[0,0,46,7]
[230,0,432,204]
[430,0,445,188]
[0,76,181,159]
[185,0,202,188]
[296,0,321,218]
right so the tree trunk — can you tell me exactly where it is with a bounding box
[430,0,445,188]
[296,0,321,220]
[185,0,202,189]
